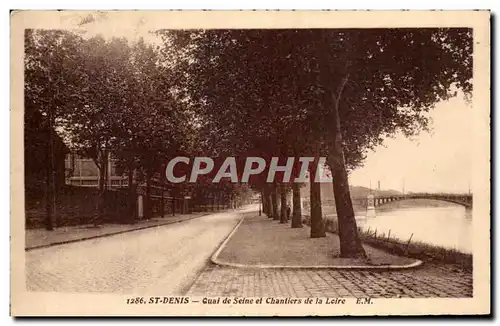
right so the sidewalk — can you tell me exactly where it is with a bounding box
[25,211,214,250]
[213,214,418,268]
[187,214,473,298]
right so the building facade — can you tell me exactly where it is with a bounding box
[64,153,129,188]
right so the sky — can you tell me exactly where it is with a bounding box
[62,13,474,194]
[57,12,162,43]
[349,95,473,194]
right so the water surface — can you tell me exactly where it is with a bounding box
[356,204,472,253]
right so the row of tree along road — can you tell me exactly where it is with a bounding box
[25,28,472,258]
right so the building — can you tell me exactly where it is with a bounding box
[64,153,129,188]
[64,153,166,197]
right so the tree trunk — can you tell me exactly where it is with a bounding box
[276,188,281,220]
[266,190,273,218]
[160,165,165,218]
[262,187,267,215]
[93,153,106,227]
[310,159,325,238]
[271,185,279,220]
[279,186,287,224]
[330,159,366,258]
[44,78,55,230]
[127,166,134,193]
[44,152,54,231]
[291,182,303,228]
[261,188,266,215]
[263,186,272,218]
[259,189,263,216]
[103,151,109,192]
[49,103,59,227]
[98,161,105,192]
[328,73,366,258]
[145,171,152,219]
[127,161,136,223]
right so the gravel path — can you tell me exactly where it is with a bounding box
[216,214,417,267]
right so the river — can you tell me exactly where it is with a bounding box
[355,203,472,254]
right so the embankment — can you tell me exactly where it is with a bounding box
[301,214,472,272]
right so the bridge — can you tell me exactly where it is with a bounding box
[356,193,473,209]
[302,193,473,211]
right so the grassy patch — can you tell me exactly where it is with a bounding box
[358,229,472,272]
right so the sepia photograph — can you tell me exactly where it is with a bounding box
[10,10,490,316]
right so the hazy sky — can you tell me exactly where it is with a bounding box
[349,95,473,194]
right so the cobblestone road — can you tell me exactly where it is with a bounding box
[26,210,243,295]
[187,263,473,298]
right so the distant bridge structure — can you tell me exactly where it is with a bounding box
[372,193,472,208]
[353,193,473,209]
[301,193,473,213]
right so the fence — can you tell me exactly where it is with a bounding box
[25,186,134,228]
[25,185,234,228]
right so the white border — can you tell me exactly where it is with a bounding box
[4,1,497,324]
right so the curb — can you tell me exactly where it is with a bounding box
[25,212,214,251]
[183,213,246,296]
[210,215,424,271]
[210,215,246,265]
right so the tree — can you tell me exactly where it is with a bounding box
[110,36,197,220]
[159,28,473,258]
[59,35,135,226]
[308,158,326,237]
[24,29,86,230]
[26,30,203,226]
[291,182,303,228]
[279,184,288,224]
[313,29,472,257]
[165,30,322,226]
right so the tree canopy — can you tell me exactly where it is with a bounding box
[163,28,472,256]
[25,27,473,255]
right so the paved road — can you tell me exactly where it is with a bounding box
[26,209,244,295]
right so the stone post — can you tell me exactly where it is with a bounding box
[137,195,144,220]
[366,194,376,217]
